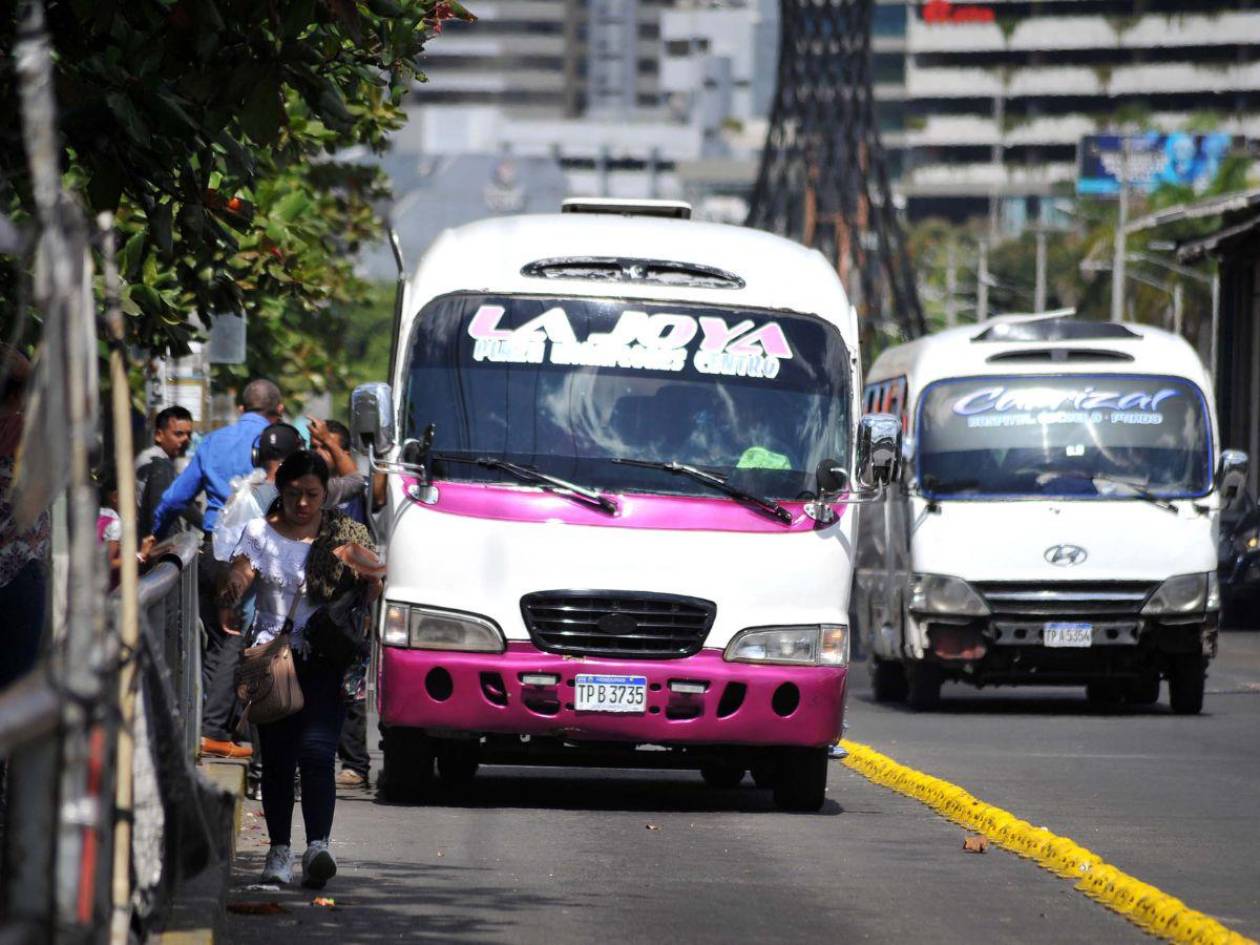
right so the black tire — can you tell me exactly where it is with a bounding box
[1168,654,1206,715]
[871,659,908,703]
[700,764,746,789]
[1125,674,1161,706]
[1086,680,1125,705]
[377,727,436,803]
[750,760,779,789]
[436,740,481,788]
[905,662,942,712]
[773,747,829,812]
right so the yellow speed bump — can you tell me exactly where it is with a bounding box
[840,739,1256,945]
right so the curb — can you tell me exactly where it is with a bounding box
[154,759,248,945]
[840,739,1257,945]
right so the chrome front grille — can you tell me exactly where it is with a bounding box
[520,591,716,659]
[975,582,1157,620]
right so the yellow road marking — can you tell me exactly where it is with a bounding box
[840,739,1257,945]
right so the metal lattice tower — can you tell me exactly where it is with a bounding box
[747,0,925,340]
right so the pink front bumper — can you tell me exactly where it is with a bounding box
[378,643,847,749]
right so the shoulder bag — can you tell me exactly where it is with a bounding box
[234,584,305,727]
[305,584,371,671]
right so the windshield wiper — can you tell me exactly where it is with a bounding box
[1041,470,1178,514]
[437,455,618,515]
[1089,473,1179,514]
[611,458,794,525]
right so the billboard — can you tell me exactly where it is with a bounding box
[1077,133,1235,197]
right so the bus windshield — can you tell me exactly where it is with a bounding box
[917,374,1211,500]
[402,294,851,501]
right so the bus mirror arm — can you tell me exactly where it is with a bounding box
[806,457,888,523]
[1219,450,1249,505]
[366,425,440,503]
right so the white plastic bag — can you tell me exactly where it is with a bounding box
[213,469,276,562]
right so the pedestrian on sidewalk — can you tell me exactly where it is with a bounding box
[135,405,196,537]
[308,416,374,789]
[308,415,387,520]
[201,421,305,762]
[217,450,380,889]
[145,377,286,760]
[95,468,123,591]
[0,344,49,692]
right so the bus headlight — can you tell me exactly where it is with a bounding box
[724,625,849,666]
[382,603,506,652]
[1142,573,1211,615]
[909,574,990,617]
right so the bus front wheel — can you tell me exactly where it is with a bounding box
[772,747,828,812]
[378,726,436,803]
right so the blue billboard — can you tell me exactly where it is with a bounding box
[1077,133,1235,196]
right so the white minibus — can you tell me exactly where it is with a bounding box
[855,314,1247,714]
[351,199,901,810]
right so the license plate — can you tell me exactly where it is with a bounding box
[574,674,647,714]
[1044,622,1093,647]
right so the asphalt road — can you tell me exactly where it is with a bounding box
[225,631,1260,944]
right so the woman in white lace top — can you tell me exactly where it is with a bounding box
[218,450,378,891]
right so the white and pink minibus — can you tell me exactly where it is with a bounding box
[350,199,899,811]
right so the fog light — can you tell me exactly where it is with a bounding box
[668,680,708,694]
[521,673,559,686]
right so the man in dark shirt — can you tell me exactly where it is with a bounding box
[136,405,196,537]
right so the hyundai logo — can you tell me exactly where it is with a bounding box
[1045,544,1088,567]
[597,613,637,635]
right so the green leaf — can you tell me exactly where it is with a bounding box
[316,78,355,129]
[282,0,317,38]
[151,202,174,255]
[366,0,404,15]
[105,92,149,143]
[178,203,205,237]
[444,1,478,22]
[119,232,146,281]
[240,78,285,147]
[130,283,165,319]
[149,91,201,136]
[86,159,124,212]
[273,191,312,223]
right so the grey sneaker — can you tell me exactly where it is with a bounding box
[302,839,337,889]
[260,844,292,885]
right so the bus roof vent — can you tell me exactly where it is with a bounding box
[973,318,1141,343]
[986,348,1136,364]
[521,256,745,289]
[561,198,692,220]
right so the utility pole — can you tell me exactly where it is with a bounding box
[1172,282,1183,336]
[1034,228,1048,313]
[1111,136,1130,323]
[945,239,958,327]
[977,240,990,322]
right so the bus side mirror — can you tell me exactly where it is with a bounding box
[350,382,396,455]
[856,413,903,489]
[1219,450,1249,504]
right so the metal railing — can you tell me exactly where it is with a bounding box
[0,531,222,944]
[139,534,202,762]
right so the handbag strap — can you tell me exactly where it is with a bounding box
[280,579,306,634]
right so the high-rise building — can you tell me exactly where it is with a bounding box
[877,0,1260,227]
[400,0,780,214]
[414,0,580,116]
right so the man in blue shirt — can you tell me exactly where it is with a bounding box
[148,378,285,758]
[150,379,285,539]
